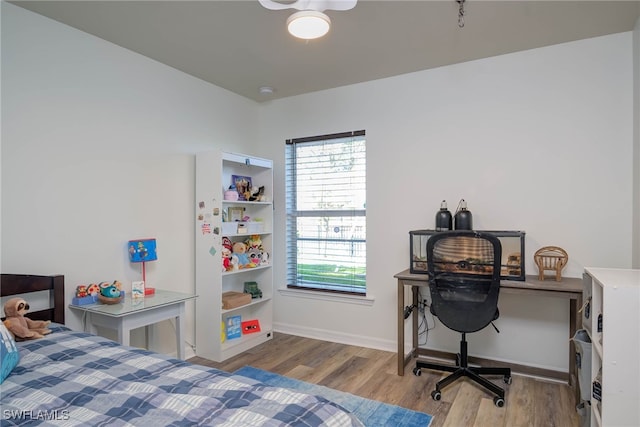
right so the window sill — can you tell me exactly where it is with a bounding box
[278,288,375,306]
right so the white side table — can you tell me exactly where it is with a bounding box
[70,289,197,359]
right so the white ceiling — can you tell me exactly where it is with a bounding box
[12,0,640,102]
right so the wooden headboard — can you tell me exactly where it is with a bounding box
[1,274,65,324]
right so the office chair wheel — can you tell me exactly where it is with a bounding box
[504,375,512,385]
[413,367,422,376]
[431,390,442,401]
[493,396,505,407]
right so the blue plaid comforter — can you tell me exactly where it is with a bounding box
[0,328,363,426]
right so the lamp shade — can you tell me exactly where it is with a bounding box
[128,238,158,263]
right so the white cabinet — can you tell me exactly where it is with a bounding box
[583,268,640,427]
[195,151,273,362]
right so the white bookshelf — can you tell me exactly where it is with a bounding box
[195,151,273,362]
[583,267,640,427]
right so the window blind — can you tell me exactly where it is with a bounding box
[285,131,366,294]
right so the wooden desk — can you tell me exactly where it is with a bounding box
[395,269,582,393]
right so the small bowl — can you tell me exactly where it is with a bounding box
[224,190,239,201]
[98,294,123,305]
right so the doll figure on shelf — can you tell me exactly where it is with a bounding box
[75,285,88,298]
[221,237,233,272]
[221,246,232,272]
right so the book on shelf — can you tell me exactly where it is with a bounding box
[226,315,242,339]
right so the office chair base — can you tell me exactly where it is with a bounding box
[414,335,512,408]
[429,387,505,408]
[414,361,511,407]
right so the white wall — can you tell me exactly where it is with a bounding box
[0,3,3,271]
[259,32,634,371]
[1,3,259,355]
[633,16,640,269]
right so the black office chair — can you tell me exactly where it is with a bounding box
[413,230,512,407]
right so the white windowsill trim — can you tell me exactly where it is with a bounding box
[278,288,375,306]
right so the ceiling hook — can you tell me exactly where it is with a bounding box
[457,0,465,28]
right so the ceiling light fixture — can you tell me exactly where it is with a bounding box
[258,0,356,40]
[287,10,331,40]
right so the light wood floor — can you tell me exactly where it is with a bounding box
[189,333,580,427]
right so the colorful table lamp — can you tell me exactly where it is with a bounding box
[128,238,157,291]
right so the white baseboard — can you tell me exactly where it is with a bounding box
[184,346,196,360]
[272,322,566,375]
[273,322,397,353]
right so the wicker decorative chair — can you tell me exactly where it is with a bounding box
[534,246,568,281]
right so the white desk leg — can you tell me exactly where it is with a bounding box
[118,320,130,347]
[146,324,155,353]
[176,302,185,360]
[87,314,98,335]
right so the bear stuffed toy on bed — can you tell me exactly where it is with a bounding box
[3,298,51,341]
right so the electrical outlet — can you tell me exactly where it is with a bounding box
[403,305,413,319]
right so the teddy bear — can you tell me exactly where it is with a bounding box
[232,241,255,269]
[3,298,51,341]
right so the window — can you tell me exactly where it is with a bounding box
[285,130,366,295]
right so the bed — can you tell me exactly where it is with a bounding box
[0,274,364,426]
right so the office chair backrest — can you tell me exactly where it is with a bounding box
[427,231,502,333]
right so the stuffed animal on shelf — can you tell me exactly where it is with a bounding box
[247,246,262,266]
[260,251,270,266]
[96,280,124,304]
[248,186,265,202]
[98,280,122,298]
[3,298,51,341]
[246,234,263,251]
[87,283,100,296]
[100,285,121,299]
[232,241,255,269]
